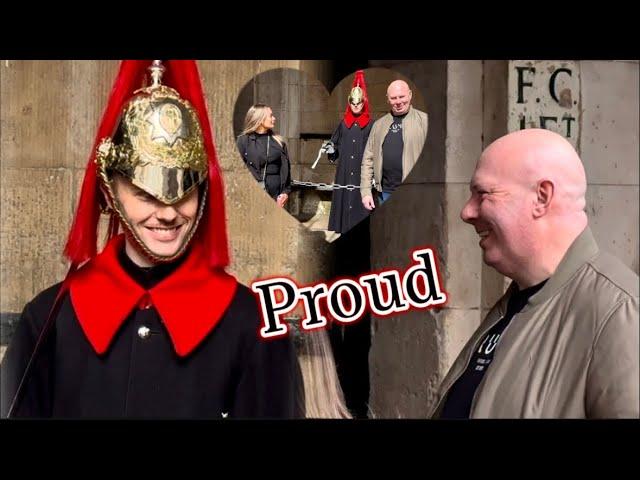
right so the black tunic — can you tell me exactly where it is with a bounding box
[1,252,304,419]
[327,120,373,234]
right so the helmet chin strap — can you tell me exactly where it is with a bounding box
[105,179,208,264]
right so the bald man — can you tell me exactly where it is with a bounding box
[360,80,428,209]
[431,129,639,419]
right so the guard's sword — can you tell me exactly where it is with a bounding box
[311,148,324,169]
[311,141,335,169]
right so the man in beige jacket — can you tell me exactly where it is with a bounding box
[360,80,428,210]
[431,128,639,419]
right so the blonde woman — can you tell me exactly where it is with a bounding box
[296,329,353,419]
[237,104,292,207]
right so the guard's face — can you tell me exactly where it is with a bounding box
[260,108,276,131]
[460,155,536,279]
[113,176,199,264]
[349,100,364,115]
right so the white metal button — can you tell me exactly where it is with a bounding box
[138,326,151,339]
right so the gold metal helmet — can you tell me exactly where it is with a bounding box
[96,60,208,204]
[95,60,209,263]
[348,85,364,105]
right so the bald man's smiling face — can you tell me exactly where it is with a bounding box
[460,128,589,285]
[387,82,412,115]
[460,152,538,279]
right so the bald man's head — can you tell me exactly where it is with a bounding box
[460,129,588,286]
[387,80,412,115]
[481,129,587,213]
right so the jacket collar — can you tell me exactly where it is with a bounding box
[381,105,415,124]
[518,226,599,310]
[69,234,238,357]
[344,104,371,129]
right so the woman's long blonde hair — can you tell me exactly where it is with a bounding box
[241,104,284,147]
[297,330,352,419]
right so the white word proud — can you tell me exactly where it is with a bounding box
[251,248,448,339]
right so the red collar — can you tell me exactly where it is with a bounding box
[69,235,238,357]
[343,110,371,129]
[343,103,371,129]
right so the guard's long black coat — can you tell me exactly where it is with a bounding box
[328,120,372,234]
[1,283,303,419]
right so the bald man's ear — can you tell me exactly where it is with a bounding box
[533,180,554,218]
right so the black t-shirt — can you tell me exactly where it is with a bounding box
[381,113,406,193]
[440,279,548,419]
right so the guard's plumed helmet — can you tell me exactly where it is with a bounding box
[64,60,229,268]
[96,61,207,205]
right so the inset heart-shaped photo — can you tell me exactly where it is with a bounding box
[233,68,428,241]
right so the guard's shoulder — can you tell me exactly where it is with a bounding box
[226,282,261,328]
[12,282,65,338]
[25,282,64,316]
